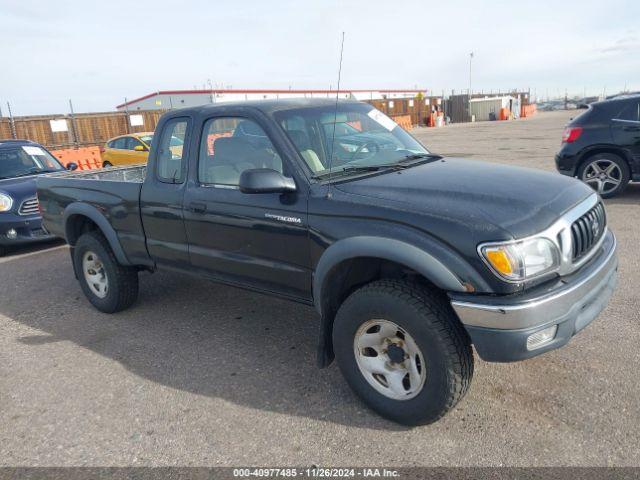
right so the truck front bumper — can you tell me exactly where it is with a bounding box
[450,230,617,362]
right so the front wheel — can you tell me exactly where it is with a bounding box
[332,280,474,426]
[578,153,630,198]
[73,231,139,313]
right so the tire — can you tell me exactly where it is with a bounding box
[333,279,473,426]
[73,231,139,313]
[0,245,6,257]
[578,153,630,198]
[103,161,113,168]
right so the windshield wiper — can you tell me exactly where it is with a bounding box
[311,154,441,180]
[10,169,58,178]
[341,163,411,173]
[399,153,442,162]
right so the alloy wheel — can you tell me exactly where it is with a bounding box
[581,159,622,195]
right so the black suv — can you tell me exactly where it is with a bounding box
[556,94,640,198]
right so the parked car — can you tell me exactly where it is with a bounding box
[556,94,640,198]
[38,100,617,425]
[101,132,184,167]
[101,132,155,167]
[0,139,76,256]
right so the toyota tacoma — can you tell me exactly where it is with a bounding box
[37,99,618,425]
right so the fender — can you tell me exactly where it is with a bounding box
[312,236,474,368]
[63,202,132,266]
[577,143,634,168]
[313,236,468,315]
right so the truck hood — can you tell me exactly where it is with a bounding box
[335,157,595,239]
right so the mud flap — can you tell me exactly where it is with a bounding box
[317,313,335,368]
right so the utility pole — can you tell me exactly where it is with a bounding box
[68,99,79,147]
[123,98,131,134]
[7,102,16,139]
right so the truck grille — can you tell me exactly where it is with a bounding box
[571,202,606,261]
[19,197,39,216]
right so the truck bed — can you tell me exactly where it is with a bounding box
[37,165,150,265]
[54,165,147,183]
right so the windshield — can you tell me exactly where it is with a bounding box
[274,103,429,177]
[138,134,182,148]
[139,135,154,146]
[0,145,64,179]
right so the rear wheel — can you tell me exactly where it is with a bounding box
[73,231,138,313]
[0,245,6,257]
[103,161,113,168]
[332,279,474,426]
[578,153,629,198]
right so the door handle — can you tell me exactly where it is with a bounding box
[188,202,207,214]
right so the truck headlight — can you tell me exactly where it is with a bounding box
[0,193,13,212]
[479,237,560,282]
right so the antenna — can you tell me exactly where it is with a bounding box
[327,31,345,190]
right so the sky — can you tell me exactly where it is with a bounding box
[1,0,639,115]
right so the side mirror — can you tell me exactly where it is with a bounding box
[239,168,296,194]
[67,162,78,171]
[134,145,146,152]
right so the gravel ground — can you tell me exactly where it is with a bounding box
[1,110,638,467]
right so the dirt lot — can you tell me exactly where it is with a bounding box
[1,110,639,467]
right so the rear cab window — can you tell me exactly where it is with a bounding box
[156,118,189,183]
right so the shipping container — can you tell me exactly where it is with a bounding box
[469,96,519,121]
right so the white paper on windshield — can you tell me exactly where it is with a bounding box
[367,109,397,131]
[22,146,46,156]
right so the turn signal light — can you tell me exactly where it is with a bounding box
[484,249,514,276]
[562,127,583,143]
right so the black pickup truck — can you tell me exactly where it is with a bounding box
[37,99,618,425]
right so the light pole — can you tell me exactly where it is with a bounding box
[207,79,214,104]
[469,52,474,96]
[468,52,474,121]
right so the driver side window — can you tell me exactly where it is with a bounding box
[198,117,283,186]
